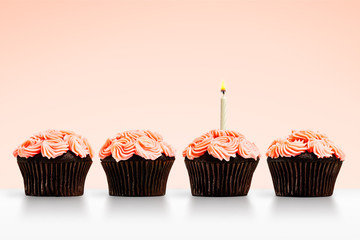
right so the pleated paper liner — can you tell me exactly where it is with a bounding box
[101,155,175,196]
[267,155,342,197]
[17,153,92,197]
[184,154,259,197]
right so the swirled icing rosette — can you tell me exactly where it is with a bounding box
[99,130,176,161]
[266,130,345,160]
[183,130,260,161]
[14,129,93,159]
[111,137,136,160]
[238,138,262,159]
[182,133,213,160]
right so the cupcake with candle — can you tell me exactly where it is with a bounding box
[99,130,175,196]
[183,130,260,196]
[14,130,93,196]
[266,130,344,197]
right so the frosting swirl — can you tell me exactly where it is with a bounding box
[64,134,90,158]
[111,137,135,160]
[324,139,346,160]
[16,139,42,158]
[41,140,69,159]
[144,130,164,142]
[238,138,261,159]
[307,139,333,158]
[266,130,345,160]
[207,136,238,161]
[288,130,327,142]
[14,130,93,159]
[183,130,260,161]
[209,129,245,138]
[114,130,145,141]
[182,133,213,160]
[99,130,176,161]
[99,138,113,160]
[159,141,176,158]
[135,136,162,160]
[266,139,307,158]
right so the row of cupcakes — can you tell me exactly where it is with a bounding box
[14,129,345,197]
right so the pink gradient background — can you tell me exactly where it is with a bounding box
[0,0,359,189]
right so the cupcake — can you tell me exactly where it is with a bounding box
[183,130,260,197]
[99,130,175,196]
[14,130,93,196]
[266,130,345,197]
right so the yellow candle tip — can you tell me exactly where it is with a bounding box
[220,81,226,92]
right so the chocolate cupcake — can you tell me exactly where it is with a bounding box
[183,130,260,197]
[99,130,175,196]
[14,130,93,196]
[266,130,344,197]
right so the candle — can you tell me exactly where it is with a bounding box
[220,81,227,130]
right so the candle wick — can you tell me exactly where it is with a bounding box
[221,90,226,95]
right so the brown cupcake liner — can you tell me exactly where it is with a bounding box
[185,158,259,197]
[17,159,92,196]
[267,158,342,197]
[101,158,174,196]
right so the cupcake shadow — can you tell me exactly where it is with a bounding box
[187,195,254,219]
[20,195,89,219]
[105,195,171,220]
[271,196,339,218]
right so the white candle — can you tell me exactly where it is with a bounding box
[220,81,227,130]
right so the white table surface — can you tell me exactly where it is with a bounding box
[0,189,359,240]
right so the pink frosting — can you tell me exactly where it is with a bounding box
[160,141,177,158]
[210,129,245,138]
[16,139,42,158]
[135,136,162,160]
[238,138,261,159]
[144,130,164,142]
[288,130,327,142]
[324,139,346,160]
[99,130,176,161]
[41,140,69,159]
[114,130,145,141]
[182,133,213,160]
[307,139,333,158]
[111,137,136,160]
[266,130,345,160]
[207,136,238,161]
[14,130,93,159]
[183,130,260,161]
[99,138,112,159]
[266,139,307,158]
